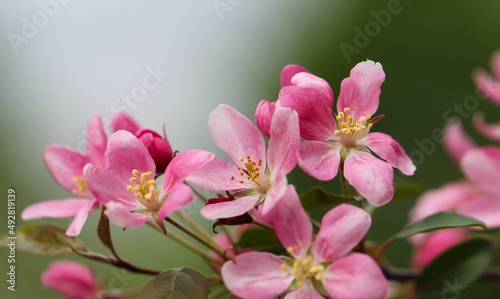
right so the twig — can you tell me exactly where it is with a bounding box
[165,217,226,258]
[72,249,161,276]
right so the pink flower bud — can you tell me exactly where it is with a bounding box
[135,129,173,174]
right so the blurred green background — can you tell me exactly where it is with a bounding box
[1,1,500,298]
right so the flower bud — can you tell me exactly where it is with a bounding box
[135,129,173,174]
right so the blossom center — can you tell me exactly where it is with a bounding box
[281,246,325,287]
[72,175,89,195]
[126,169,161,212]
[334,107,372,148]
[230,156,271,193]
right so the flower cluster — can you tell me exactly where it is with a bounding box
[17,56,500,299]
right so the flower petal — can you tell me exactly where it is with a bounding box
[200,195,260,220]
[186,156,244,191]
[66,199,99,236]
[312,204,370,262]
[41,261,98,297]
[413,228,467,270]
[473,112,500,143]
[444,121,476,163]
[290,72,333,109]
[322,253,387,299]
[456,195,500,229]
[209,105,266,168]
[279,86,337,141]
[255,100,276,138]
[409,180,477,224]
[157,183,194,221]
[44,145,92,197]
[161,150,215,196]
[298,141,342,181]
[110,111,141,133]
[85,114,107,168]
[281,64,310,87]
[343,150,394,206]
[104,201,152,228]
[285,282,323,299]
[267,108,300,176]
[336,60,385,118]
[461,146,500,194]
[274,185,312,257]
[84,164,137,207]
[21,199,90,220]
[261,171,288,215]
[474,70,500,106]
[361,132,416,175]
[105,130,156,177]
[221,252,294,299]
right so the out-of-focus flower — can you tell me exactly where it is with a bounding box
[41,261,100,299]
[187,105,300,219]
[135,128,173,174]
[84,130,214,231]
[410,122,500,268]
[277,60,415,206]
[221,185,387,299]
[473,50,500,105]
[22,114,105,236]
[110,111,141,134]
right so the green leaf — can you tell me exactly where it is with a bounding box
[392,182,424,201]
[97,206,114,251]
[137,267,210,299]
[417,238,494,298]
[0,222,88,255]
[236,227,284,254]
[396,212,487,239]
[299,186,356,212]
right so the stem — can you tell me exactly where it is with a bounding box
[165,217,226,258]
[340,171,350,196]
[253,220,274,231]
[374,235,398,260]
[175,210,215,243]
[187,182,208,203]
[72,249,161,275]
[208,287,229,299]
[220,225,240,255]
[146,221,223,265]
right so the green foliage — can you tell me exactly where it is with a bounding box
[396,212,487,239]
[1,222,88,255]
[299,186,356,212]
[137,267,210,299]
[236,227,286,255]
[417,238,495,298]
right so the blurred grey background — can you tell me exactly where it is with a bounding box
[1,0,500,298]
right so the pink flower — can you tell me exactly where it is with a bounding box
[22,114,105,236]
[84,130,214,230]
[41,261,100,299]
[110,111,141,134]
[410,122,500,267]
[278,60,415,206]
[136,128,174,174]
[221,185,387,299]
[473,50,500,105]
[412,228,467,270]
[256,65,333,138]
[187,104,300,219]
